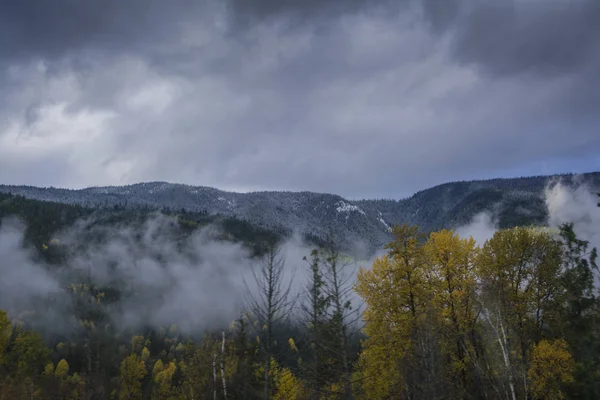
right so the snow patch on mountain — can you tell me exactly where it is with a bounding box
[335,201,365,216]
[217,197,235,209]
[377,211,392,232]
[148,183,170,194]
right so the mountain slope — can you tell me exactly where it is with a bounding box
[0,192,281,258]
[2,172,599,250]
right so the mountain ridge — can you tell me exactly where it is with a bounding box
[2,171,599,251]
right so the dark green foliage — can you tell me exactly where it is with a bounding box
[220,217,281,257]
[0,192,91,261]
[497,195,547,228]
[299,249,334,395]
[554,223,600,399]
[229,316,262,399]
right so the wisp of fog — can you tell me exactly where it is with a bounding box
[455,179,599,250]
[0,213,333,336]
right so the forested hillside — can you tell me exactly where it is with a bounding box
[3,172,599,252]
[0,190,599,399]
[0,193,282,259]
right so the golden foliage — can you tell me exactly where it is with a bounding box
[54,359,70,379]
[119,354,148,400]
[528,339,575,400]
[354,224,431,398]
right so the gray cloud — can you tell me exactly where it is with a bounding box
[0,211,374,335]
[1,0,599,199]
[0,217,62,313]
[455,212,498,247]
[0,213,318,334]
[450,1,600,77]
[0,0,206,62]
[545,180,600,253]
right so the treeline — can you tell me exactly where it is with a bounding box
[0,193,281,258]
[1,221,599,399]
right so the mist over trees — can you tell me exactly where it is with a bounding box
[0,185,599,399]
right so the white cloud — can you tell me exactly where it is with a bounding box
[455,212,498,246]
[545,181,600,251]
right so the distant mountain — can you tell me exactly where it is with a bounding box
[2,172,599,251]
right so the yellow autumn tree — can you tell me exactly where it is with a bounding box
[255,357,305,400]
[528,339,575,400]
[54,359,69,379]
[41,357,85,399]
[119,354,147,400]
[424,229,479,395]
[152,360,164,378]
[477,227,564,399]
[11,328,52,399]
[43,362,55,377]
[52,358,73,399]
[153,360,177,399]
[354,224,435,398]
[141,347,150,362]
[272,362,305,400]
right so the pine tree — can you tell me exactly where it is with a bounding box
[244,243,293,400]
[300,249,332,398]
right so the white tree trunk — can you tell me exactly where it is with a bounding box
[221,330,228,399]
[213,352,218,400]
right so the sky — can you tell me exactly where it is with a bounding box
[1,0,599,199]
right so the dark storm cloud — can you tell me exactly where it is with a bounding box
[3,0,599,76]
[229,0,375,17]
[420,0,462,33]
[0,0,373,61]
[226,0,398,29]
[450,0,600,77]
[0,0,599,199]
[0,0,198,60]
